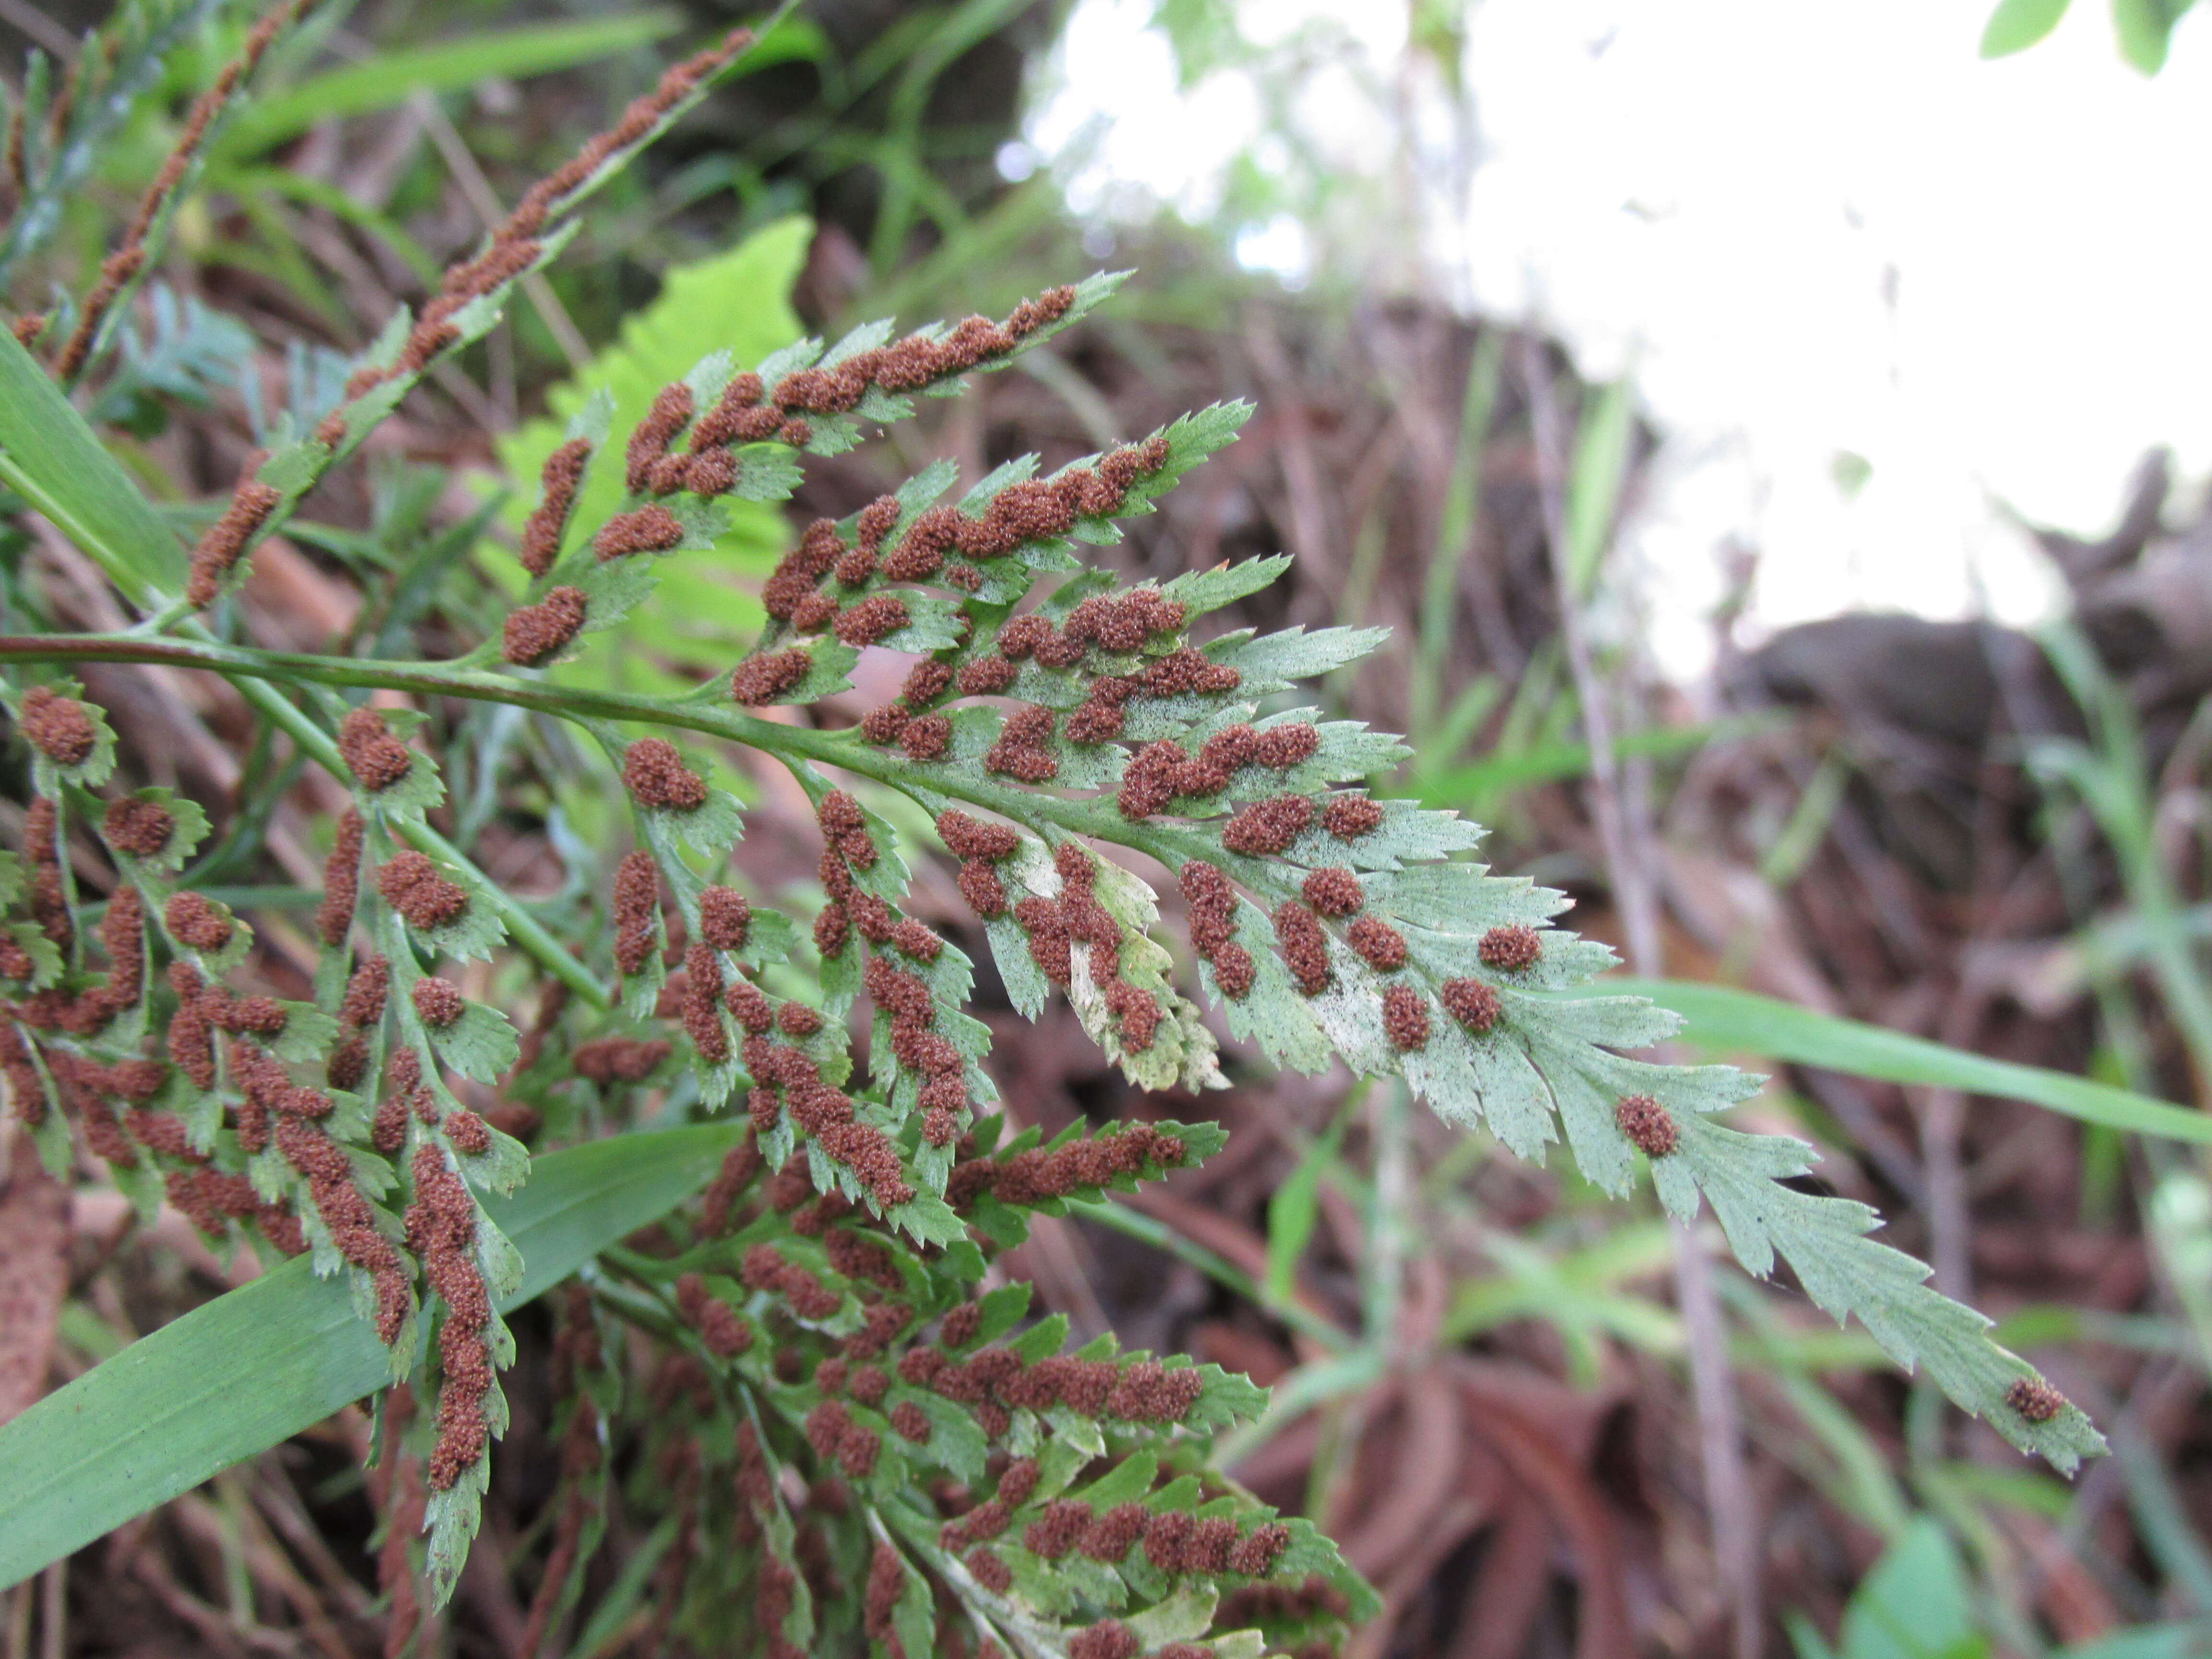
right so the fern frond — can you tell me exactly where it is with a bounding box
[467,292,2102,1471]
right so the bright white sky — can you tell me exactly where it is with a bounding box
[1025,0,2212,677]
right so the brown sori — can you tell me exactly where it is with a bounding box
[832,594,910,647]
[622,737,708,810]
[24,799,68,949]
[900,714,952,760]
[445,1110,492,1154]
[1479,923,1542,970]
[501,585,587,665]
[682,945,729,1062]
[937,809,1020,861]
[697,884,751,950]
[1222,795,1314,855]
[1346,916,1407,972]
[574,1036,672,1084]
[98,887,144,1007]
[102,795,175,857]
[164,892,234,953]
[859,704,909,745]
[625,383,694,493]
[965,1547,1012,1593]
[985,704,1058,782]
[2006,1376,2067,1423]
[407,1146,492,1490]
[1068,1621,1140,1659]
[1273,902,1332,996]
[611,851,660,975]
[316,809,364,946]
[1322,793,1384,839]
[1300,867,1363,917]
[519,438,591,575]
[957,655,1018,695]
[725,980,775,1034]
[1381,986,1431,1051]
[593,504,685,560]
[729,648,812,705]
[337,706,413,791]
[957,860,1007,918]
[901,659,953,705]
[1614,1093,1679,1157]
[412,978,465,1029]
[19,686,97,766]
[184,479,282,608]
[378,851,469,930]
[1440,977,1502,1034]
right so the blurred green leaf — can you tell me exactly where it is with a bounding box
[1981,0,2075,56]
[1152,0,1246,87]
[1614,978,2212,1144]
[0,1122,740,1591]
[1837,1519,1985,1659]
[2112,0,2194,71]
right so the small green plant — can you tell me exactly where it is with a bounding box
[0,5,2109,1653]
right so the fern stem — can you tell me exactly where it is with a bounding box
[0,630,1291,898]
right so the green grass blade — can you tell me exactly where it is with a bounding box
[1613,978,2212,1144]
[1404,715,1782,800]
[0,330,185,602]
[0,1122,740,1590]
[1564,376,1635,599]
[215,14,686,156]
[1412,334,1502,741]
[1264,1109,1348,1310]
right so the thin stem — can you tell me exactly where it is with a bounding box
[1520,337,1762,1659]
[0,631,1272,889]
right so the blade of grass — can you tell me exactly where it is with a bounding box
[566,1516,681,1659]
[0,329,186,600]
[0,1122,740,1590]
[1563,375,1636,599]
[1265,1100,1351,1311]
[1609,977,2212,1144]
[1411,332,1502,742]
[214,13,687,157]
[1424,673,1502,775]
[1758,751,1849,888]
[1405,714,1784,800]
[2035,623,2212,1097]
